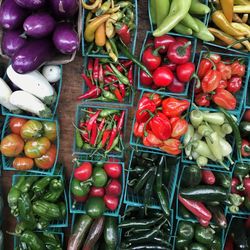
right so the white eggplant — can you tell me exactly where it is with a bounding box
[42,65,61,83]
[0,78,20,112]
[7,65,56,106]
[10,91,52,118]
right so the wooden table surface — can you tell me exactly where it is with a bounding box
[2,2,150,249]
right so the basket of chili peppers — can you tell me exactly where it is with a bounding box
[119,205,173,250]
[124,149,179,214]
[82,0,138,61]
[182,108,236,170]
[148,0,212,41]
[176,164,235,228]
[138,31,197,97]
[239,109,250,161]
[14,230,64,250]
[223,215,250,249]
[173,219,223,250]
[78,57,134,106]
[1,116,60,175]
[193,49,250,116]
[69,157,124,217]
[73,105,127,158]
[69,213,121,249]
[130,91,190,156]
[226,161,250,216]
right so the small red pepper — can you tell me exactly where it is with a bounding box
[93,58,99,83]
[118,83,126,98]
[162,97,190,117]
[77,86,101,100]
[81,73,94,89]
[98,64,104,87]
[160,139,182,155]
[217,62,232,80]
[201,169,216,185]
[104,76,117,85]
[136,96,156,123]
[142,46,162,71]
[80,129,89,143]
[140,70,153,86]
[115,22,131,46]
[112,87,123,102]
[241,139,250,157]
[201,69,222,93]
[133,121,146,138]
[167,41,191,64]
[195,93,211,107]
[217,79,228,89]
[212,88,236,110]
[87,110,101,131]
[90,121,98,146]
[117,110,125,132]
[227,76,242,93]
[142,93,162,107]
[101,129,111,148]
[149,112,171,140]
[198,58,212,79]
[154,34,175,53]
[152,66,174,87]
[171,118,188,139]
[106,123,118,151]
[143,130,163,147]
[231,60,246,77]
[127,65,133,85]
[87,58,94,75]
[176,62,195,83]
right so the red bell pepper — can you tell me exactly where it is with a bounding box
[133,121,146,138]
[143,93,162,107]
[171,118,188,139]
[241,139,250,157]
[167,41,191,64]
[149,112,171,140]
[195,93,211,107]
[143,130,163,147]
[167,77,185,93]
[136,96,156,123]
[201,69,222,93]
[176,62,195,83]
[142,46,162,71]
[198,58,212,79]
[231,60,246,77]
[115,22,131,46]
[154,34,175,53]
[227,76,242,93]
[217,79,228,89]
[212,88,236,110]
[140,70,153,86]
[160,139,182,155]
[152,66,174,87]
[162,98,190,117]
[217,62,232,80]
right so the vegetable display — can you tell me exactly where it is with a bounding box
[150,0,214,41]
[1,117,58,171]
[78,58,134,104]
[0,0,80,73]
[70,159,123,217]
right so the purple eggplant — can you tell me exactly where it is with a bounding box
[0,0,28,30]
[1,30,27,57]
[53,22,79,54]
[14,0,46,10]
[23,13,56,38]
[50,0,78,18]
[12,39,55,74]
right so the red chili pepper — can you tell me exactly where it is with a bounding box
[90,121,98,146]
[98,64,104,87]
[113,114,120,122]
[171,118,188,139]
[87,110,101,131]
[241,139,250,157]
[212,88,236,110]
[224,235,234,250]
[142,46,162,71]
[92,58,99,83]
[136,96,156,123]
[80,130,89,143]
[231,60,246,77]
[167,41,191,64]
[113,87,123,103]
[106,123,118,151]
[201,69,222,93]
[98,118,106,131]
[118,83,125,98]
[176,62,195,83]
[115,22,131,46]
[120,60,133,69]
[197,58,212,79]
[117,110,125,132]
[160,139,182,155]
[201,169,216,185]
[154,34,175,53]
[140,70,153,86]
[143,130,163,147]
[149,112,171,140]
[209,53,221,64]
[77,86,101,100]
[162,97,190,118]
[195,93,211,107]
[101,129,111,148]
[178,195,212,221]
[217,79,228,89]
[104,76,117,85]
[128,65,133,85]
[87,58,94,75]
[152,66,174,87]
[142,93,162,107]
[79,121,87,128]
[227,76,242,93]
[217,62,232,80]
[81,73,94,89]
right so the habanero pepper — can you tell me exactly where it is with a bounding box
[143,92,162,107]
[227,76,242,93]
[142,46,162,71]
[201,68,222,93]
[171,118,188,139]
[217,79,228,89]
[241,139,250,157]
[197,58,212,79]
[216,62,232,80]
[160,138,182,155]
[136,96,156,123]
[212,88,236,110]
[195,93,211,107]
[231,60,246,77]
[133,121,146,138]
[143,130,163,148]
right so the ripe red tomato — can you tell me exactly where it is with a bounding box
[9,117,27,135]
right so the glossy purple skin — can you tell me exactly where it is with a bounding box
[53,23,79,54]
[23,13,56,38]
[12,39,55,74]
[1,30,27,57]
[15,0,46,10]
[50,0,78,18]
[0,0,27,30]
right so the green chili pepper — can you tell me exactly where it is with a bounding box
[108,38,119,58]
[109,64,130,85]
[155,0,170,27]
[174,23,193,35]
[193,17,215,41]
[133,167,155,193]
[181,13,199,32]
[189,0,211,15]
[102,89,118,101]
[76,129,84,149]
[99,109,119,118]
[105,136,120,154]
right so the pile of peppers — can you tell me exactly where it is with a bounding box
[175,221,222,249]
[83,0,135,61]
[78,58,134,103]
[140,34,196,94]
[240,110,250,158]
[7,173,66,233]
[208,0,250,52]
[75,108,125,155]
[195,52,246,110]
[120,206,172,250]
[133,93,190,155]
[150,0,214,41]
[70,160,123,217]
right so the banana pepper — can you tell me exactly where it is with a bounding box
[82,0,102,10]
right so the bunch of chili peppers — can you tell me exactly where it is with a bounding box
[75,108,125,155]
[133,92,190,155]
[195,52,246,110]
[78,58,134,103]
[120,206,172,249]
[140,34,196,94]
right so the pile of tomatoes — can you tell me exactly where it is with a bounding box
[0,117,57,171]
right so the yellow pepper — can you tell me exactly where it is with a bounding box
[234,5,250,13]
[231,22,250,37]
[220,0,233,22]
[96,0,111,16]
[236,36,250,51]
[105,12,123,38]
[82,0,102,10]
[95,23,106,46]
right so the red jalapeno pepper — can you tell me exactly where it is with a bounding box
[227,76,242,93]
[167,41,191,64]
[162,97,189,118]
[212,88,236,110]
